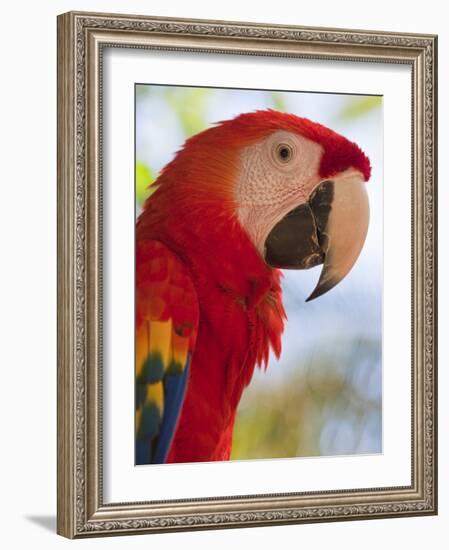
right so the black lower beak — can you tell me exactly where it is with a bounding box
[264,180,334,271]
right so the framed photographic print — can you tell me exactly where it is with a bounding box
[57,11,438,538]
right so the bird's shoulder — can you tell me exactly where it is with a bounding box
[136,239,199,334]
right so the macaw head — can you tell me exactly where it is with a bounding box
[148,109,371,301]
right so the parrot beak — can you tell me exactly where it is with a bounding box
[264,176,369,301]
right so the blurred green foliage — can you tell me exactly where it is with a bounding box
[269,92,287,112]
[135,160,155,207]
[165,87,212,138]
[231,338,381,459]
[339,96,382,121]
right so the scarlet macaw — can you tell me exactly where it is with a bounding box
[135,110,370,465]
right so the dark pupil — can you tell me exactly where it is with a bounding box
[279,146,290,160]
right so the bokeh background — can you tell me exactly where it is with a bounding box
[135,84,383,460]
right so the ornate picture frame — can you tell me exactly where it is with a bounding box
[57,11,437,538]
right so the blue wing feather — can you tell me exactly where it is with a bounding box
[136,438,153,465]
[153,355,191,464]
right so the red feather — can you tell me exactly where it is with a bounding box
[138,201,285,462]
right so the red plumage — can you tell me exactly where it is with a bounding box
[136,109,369,462]
[137,202,285,462]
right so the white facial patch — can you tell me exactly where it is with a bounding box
[235,130,323,256]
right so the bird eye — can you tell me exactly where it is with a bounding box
[276,143,293,163]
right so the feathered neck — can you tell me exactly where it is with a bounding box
[137,190,276,310]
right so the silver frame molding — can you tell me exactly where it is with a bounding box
[57,11,438,538]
